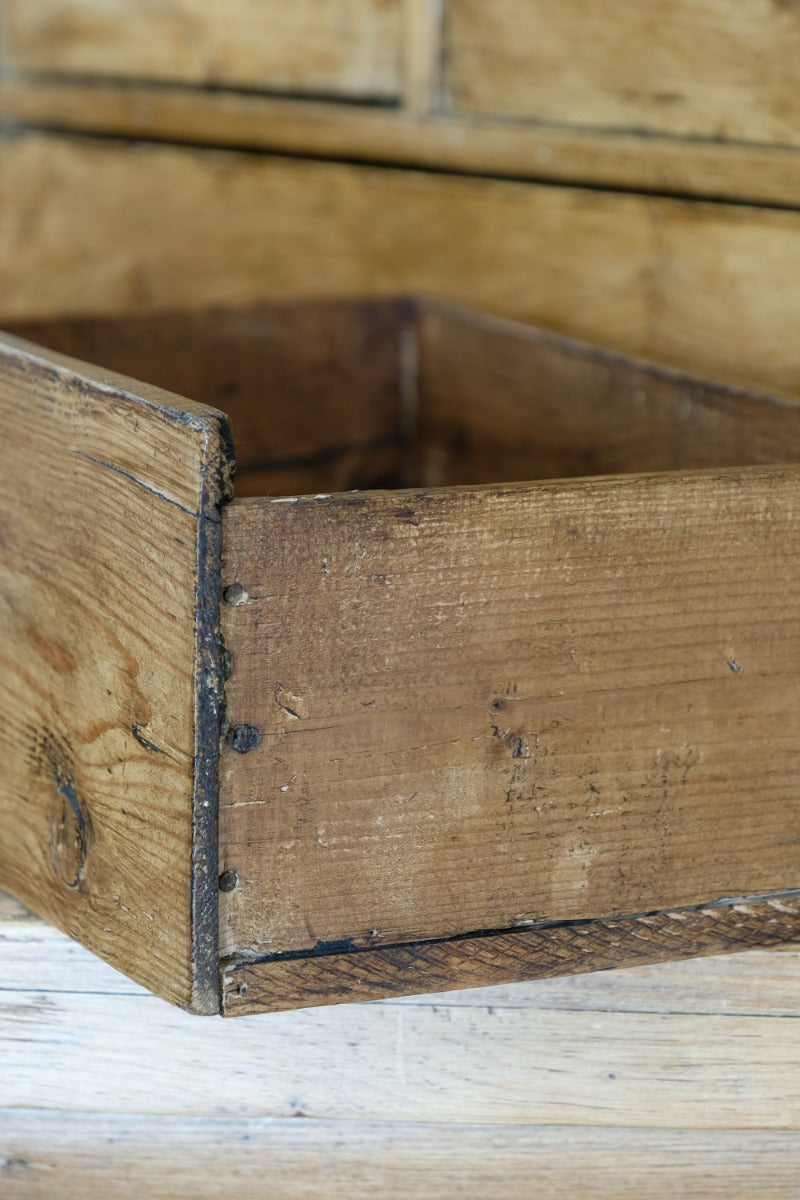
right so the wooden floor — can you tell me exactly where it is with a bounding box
[2,890,800,1197]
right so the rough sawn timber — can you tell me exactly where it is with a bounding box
[0,331,233,1012]
[219,466,800,1010]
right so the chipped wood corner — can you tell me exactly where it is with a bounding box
[0,329,234,1014]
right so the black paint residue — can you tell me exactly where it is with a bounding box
[226,723,262,754]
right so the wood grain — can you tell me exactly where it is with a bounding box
[415,298,800,486]
[0,330,232,1012]
[4,1114,800,1199]
[7,78,800,210]
[220,468,800,986]
[222,893,800,1015]
[2,0,403,99]
[445,0,800,146]
[3,894,800,1133]
[3,892,800,1195]
[9,299,413,498]
[6,887,800,1014]
[7,135,800,395]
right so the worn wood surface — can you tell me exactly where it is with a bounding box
[7,79,800,210]
[5,1117,800,1200]
[7,77,800,211]
[223,893,800,1015]
[2,892,800,1196]
[220,468,800,1002]
[8,135,800,396]
[9,299,412,498]
[1,0,403,99]
[415,299,800,486]
[0,331,232,1012]
[445,0,800,146]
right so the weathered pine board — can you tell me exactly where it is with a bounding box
[4,892,800,1195]
[445,0,800,146]
[9,299,413,498]
[4,1114,800,1199]
[1,0,404,99]
[223,895,800,1015]
[6,135,800,396]
[6,78,800,210]
[219,468,800,1003]
[415,299,800,486]
[3,896,800,1131]
[0,331,232,1012]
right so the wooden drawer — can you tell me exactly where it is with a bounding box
[1,296,799,1016]
[1,0,404,100]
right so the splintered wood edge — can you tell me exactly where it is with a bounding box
[220,892,800,1015]
[0,331,234,1014]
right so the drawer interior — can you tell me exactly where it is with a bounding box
[7,295,799,497]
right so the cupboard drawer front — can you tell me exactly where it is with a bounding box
[3,0,404,100]
[444,0,800,147]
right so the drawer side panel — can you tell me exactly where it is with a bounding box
[0,333,232,1012]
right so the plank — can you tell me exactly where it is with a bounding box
[445,0,800,146]
[223,894,800,1014]
[6,135,800,395]
[9,299,412,498]
[219,469,800,989]
[3,1114,800,1199]
[415,299,800,486]
[7,78,800,210]
[5,977,800,1128]
[2,0,403,100]
[5,895,799,1194]
[0,330,232,1012]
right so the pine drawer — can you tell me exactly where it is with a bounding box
[1,296,799,1015]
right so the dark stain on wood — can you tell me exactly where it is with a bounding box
[29,729,92,890]
[130,723,163,754]
[225,723,262,754]
[190,407,234,1015]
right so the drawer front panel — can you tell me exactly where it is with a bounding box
[3,0,404,100]
[220,469,800,973]
[445,0,800,147]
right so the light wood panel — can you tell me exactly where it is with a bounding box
[2,0,403,99]
[2,895,800,1131]
[4,1114,800,1199]
[7,79,800,209]
[3,894,799,1194]
[402,0,443,112]
[8,135,800,394]
[220,469,800,985]
[445,0,800,146]
[0,330,232,1012]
